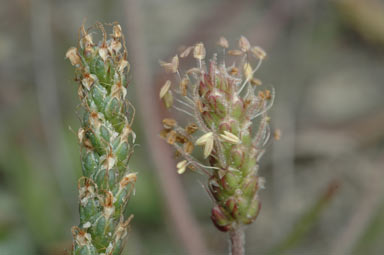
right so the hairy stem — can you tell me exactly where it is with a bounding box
[229,227,245,255]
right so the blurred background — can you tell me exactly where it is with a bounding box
[1,0,384,254]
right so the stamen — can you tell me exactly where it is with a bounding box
[175,98,194,110]
[172,105,194,118]
[251,87,275,120]
[237,58,263,95]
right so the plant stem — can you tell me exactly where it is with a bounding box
[229,227,245,255]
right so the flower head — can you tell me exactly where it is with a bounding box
[159,36,275,232]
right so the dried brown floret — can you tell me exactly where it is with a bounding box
[162,118,177,129]
[185,123,198,135]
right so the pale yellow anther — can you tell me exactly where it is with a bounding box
[195,132,214,158]
[243,62,253,80]
[186,67,201,75]
[180,46,194,58]
[220,131,241,144]
[113,24,122,38]
[193,43,206,60]
[203,137,214,158]
[251,46,266,60]
[239,36,251,52]
[171,55,179,70]
[195,132,213,146]
[159,55,179,73]
[176,160,188,174]
[218,37,229,48]
[159,80,171,99]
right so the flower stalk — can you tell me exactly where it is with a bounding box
[66,22,137,255]
[159,36,275,254]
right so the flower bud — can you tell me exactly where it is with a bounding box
[211,206,232,232]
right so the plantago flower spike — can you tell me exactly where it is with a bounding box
[159,37,274,240]
[66,23,137,255]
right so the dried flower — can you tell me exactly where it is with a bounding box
[99,46,108,61]
[65,47,81,66]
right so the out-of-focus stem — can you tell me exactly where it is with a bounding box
[123,0,208,254]
[30,0,76,216]
[229,227,245,255]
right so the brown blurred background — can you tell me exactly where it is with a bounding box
[1,0,384,254]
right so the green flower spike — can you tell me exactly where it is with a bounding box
[66,22,137,255]
[160,36,275,254]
